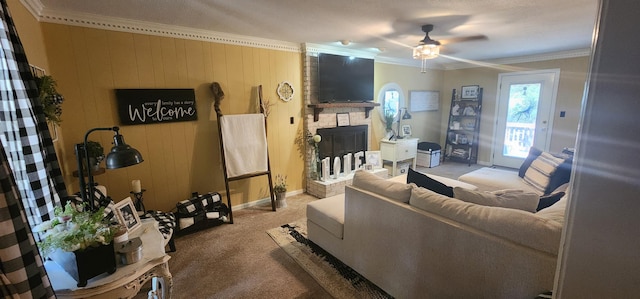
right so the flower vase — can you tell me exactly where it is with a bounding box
[49,242,117,287]
[276,192,287,208]
[312,146,321,180]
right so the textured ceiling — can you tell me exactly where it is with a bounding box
[36,0,600,67]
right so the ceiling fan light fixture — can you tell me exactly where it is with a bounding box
[412,24,441,73]
[412,44,440,60]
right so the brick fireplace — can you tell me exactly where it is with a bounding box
[303,51,386,198]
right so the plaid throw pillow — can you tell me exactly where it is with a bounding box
[523,152,564,195]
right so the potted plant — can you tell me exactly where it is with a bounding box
[35,75,64,125]
[384,110,395,131]
[273,174,287,208]
[34,202,120,287]
[84,140,105,171]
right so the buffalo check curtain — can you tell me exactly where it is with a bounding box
[0,0,68,297]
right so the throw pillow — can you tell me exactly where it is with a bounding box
[537,191,566,211]
[406,168,453,197]
[518,147,543,178]
[545,157,572,195]
[352,170,413,203]
[453,187,539,212]
[523,152,565,195]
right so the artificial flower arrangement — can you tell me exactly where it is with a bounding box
[305,131,323,179]
[35,202,120,257]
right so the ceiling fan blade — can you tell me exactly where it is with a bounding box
[440,34,488,45]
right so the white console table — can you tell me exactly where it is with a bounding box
[380,138,418,176]
[45,219,172,299]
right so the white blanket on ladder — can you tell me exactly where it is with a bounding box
[220,114,268,178]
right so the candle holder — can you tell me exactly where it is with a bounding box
[130,189,147,213]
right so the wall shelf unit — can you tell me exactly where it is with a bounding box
[444,87,483,165]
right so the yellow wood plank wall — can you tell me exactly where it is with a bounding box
[41,23,304,211]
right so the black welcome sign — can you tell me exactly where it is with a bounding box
[115,89,198,125]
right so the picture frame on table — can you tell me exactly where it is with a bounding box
[365,151,382,169]
[114,197,142,233]
[336,112,350,127]
[401,124,412,137]
[461,85,479,99]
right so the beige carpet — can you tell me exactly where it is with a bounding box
[134,194,333,299]
[267,220,391,299]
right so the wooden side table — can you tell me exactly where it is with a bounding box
[380,138,419,176]
[46,219,172,298]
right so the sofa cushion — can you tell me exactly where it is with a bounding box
[409,187,563,255]
[407,168,453,197]
[458,167,538,193]
[306,194,345,239]
[518,147,543,178]
[523,152,565,195]
[352,170,413,203]
[536,194,568,224]
[453,187,539,213]
[536,191,566,211]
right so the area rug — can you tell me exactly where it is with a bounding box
[267,220,393,299]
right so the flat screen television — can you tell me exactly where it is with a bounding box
[317,53,374,103]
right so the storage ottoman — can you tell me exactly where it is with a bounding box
[417,150,440,168]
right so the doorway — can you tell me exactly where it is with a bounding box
[493,69,560,168]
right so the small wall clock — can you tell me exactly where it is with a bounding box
[277,81,294,102]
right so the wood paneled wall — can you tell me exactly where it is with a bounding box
[42,23,303,211]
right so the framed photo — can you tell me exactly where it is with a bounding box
[461,85,479,99]
[336,113,350,126]
[401,124,412,137]
[365,151,382,169]
[114,197,142,233]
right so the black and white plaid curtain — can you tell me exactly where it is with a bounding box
[0,149,54,298]
[0,0,68,297]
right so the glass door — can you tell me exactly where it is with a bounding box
[493,69,560,168]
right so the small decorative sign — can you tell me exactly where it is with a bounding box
[336,113,350,127]
[115,89,198,125]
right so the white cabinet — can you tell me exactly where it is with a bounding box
[380,138,418,177]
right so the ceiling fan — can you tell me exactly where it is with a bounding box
[413,24,441,60]
[412,24,487,72]
[413,24,442,72]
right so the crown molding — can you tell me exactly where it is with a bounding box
[19,0,43,19]
[442,48,592,70]
[35,6,301,53]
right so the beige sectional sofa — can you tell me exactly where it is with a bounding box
[307,170,567,298]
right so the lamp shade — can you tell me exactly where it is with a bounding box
[105,133,144,169]
[402,109,412,120]
[413,44,440,60]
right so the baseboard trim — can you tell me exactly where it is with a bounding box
[230,189,304,211]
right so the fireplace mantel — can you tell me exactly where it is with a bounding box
[308,102,380,121]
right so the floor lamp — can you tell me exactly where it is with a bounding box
[75,126,144,211]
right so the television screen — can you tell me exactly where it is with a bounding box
[318,53,374,103]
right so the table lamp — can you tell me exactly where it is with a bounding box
[75,126,143,211]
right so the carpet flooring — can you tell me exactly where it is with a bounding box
[267,220,392,299]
